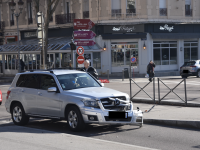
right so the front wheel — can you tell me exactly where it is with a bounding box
[11,103,29,126]
[66,106,86,132]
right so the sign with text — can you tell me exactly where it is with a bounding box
[74,40,95,46]
[104,24,144,33]
[74,19,95,30]
[73,31,96,39]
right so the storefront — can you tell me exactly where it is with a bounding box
[95,24,146,74]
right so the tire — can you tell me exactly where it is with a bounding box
[197,70,200,78]
[11,103,29,126]
[66,106,86,132]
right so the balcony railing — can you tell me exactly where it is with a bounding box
[185,9,192,16]
[112,9,121,17]
[160,8,167,16]
[83,11,89,18]
[126,9,136,16]
[10,20,14,26]
[55,13,75,24]
[28,18,33,24]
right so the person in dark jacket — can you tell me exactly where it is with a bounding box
[81,60,98,79]
[20,59,25,71]
[147,60,155,82]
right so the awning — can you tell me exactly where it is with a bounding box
[150,33,200,39]
[101,33,147,39]
[0,37,102,52]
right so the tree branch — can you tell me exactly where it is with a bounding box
[50,0,60,16]
[33,0,39,13]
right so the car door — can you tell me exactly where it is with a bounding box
[37,74,61,117]
[17,74,40,114]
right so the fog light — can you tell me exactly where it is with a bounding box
[88,115,98,121]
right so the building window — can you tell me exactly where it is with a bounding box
[185,0,192,16]
[83,0,89,18]
[93,52,101,69]
[153,41,177,65]
[27,1,33,24]
[111,0,121,17]
[111,42,138,67]
[10,7,14,26]
[159,0,167,16]
[184,41,198,62]
[126,0,136,14]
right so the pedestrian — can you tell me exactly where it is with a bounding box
[81,60,98,79]
[20,59,25,71]
[147,60,155,82]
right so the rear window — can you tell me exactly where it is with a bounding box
[184,61,196,66]
[16,74,40,89]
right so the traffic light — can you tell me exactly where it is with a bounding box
[70,42,76,50]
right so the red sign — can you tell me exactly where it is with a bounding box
[77,46,84,55]
[74,19,95,30]
[77,56,85,64]
[131,57,137,63]
[74,40,95,46]
[73,31,96,39]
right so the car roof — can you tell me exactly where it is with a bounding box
[17,69,85,76]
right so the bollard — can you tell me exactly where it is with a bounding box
[122,69,124,81]
[107,69,109,81]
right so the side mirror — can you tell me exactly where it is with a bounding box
[101,83,104,87]
[48,87,57,92]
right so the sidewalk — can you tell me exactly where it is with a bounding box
[134,103,200,129]
[0,77,14,83]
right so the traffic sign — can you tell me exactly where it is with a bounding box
[77,56,85,64]
[73,31,96,39]
[131,57,137,63]
[74,19,95,30]
[77,46,84,55]
[74,40,95,46]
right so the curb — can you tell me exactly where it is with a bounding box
[132,98,200,107]
[144,119,200,129]
[0,79,13,83]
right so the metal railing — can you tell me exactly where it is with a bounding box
[157,78,187,105]
[126,8,136,16]
[160,8,167,16]
[83,11,89,18]
[111,9,121,17]
[55,13,75,24]
[185,9,192,16]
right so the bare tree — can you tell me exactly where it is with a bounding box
[33,0,60,69]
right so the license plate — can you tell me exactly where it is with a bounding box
[108,111,128,119]
[183,70,188,73]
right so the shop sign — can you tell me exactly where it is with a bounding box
[5,32,17,36]
[24,32,37,38]
[159,24,174,32]
[104,24,144,33]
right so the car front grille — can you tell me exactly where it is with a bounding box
[100,96,127,111]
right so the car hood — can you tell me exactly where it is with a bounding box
[63,87,128,99]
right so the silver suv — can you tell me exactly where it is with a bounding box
[5,69,143,131]
[180,60,200,78]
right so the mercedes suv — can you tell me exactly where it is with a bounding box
[5,69,143,131]
[180,60,200,78]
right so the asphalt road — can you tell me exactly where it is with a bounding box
[1,81,200,150]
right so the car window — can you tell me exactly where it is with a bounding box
[184,61,196,66]
[40,75,57,90]
[16,74,27,87]
[56,73,101,90]
[23,74,40,89]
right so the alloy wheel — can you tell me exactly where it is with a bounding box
[13,106,22,123]
[68,110,78,129]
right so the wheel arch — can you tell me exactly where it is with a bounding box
[64,103,82,118]
[10,101,23,112]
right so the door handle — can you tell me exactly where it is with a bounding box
[38,92,42,96]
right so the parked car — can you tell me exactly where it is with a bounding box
[5,69,143,131]
[180,60,200,78]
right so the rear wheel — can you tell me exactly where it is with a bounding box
[11,103,29,126]
[197,70,200,78]
[66,106,86,132]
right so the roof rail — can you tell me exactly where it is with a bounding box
[20,69,54,74]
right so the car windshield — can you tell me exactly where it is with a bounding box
[184,61,196,66]
[56,73,101,90]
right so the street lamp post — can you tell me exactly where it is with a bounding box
[9,0,24,73]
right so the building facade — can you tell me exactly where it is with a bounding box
[0,0,200,76]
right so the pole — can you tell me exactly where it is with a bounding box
[16,15,21,73]
[129,58,132,100]
[41,12,45,69]
[71,49,73,68]
[184,79,187,106]
[153,77,155,103]
[107,69,109,81]
[122,69,124,81]
[158,78,160,103]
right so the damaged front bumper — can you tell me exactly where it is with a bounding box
[81,100,143,126]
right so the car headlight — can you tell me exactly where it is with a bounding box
[82,99,99,108]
